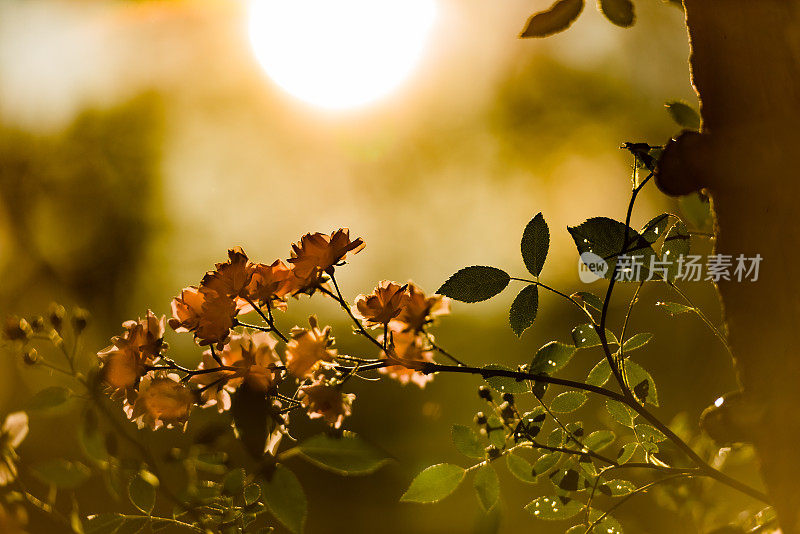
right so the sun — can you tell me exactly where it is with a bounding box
[248,0,439,111]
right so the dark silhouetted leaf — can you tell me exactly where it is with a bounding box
[557,469,580,491]
[641,213,673,244]
[572,291,603,312]
[568,217,657,281]
[261,465,306,534]
[401,464,466,503]
[438,266,510,303]
[473,465,500,511]
[520,0,584,38]
[521,213,549,276]
[599,0,635,27]
[509,284,539,337]
[665,101,701,130]
[296,431,390,475]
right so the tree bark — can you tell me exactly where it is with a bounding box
[658,2,800,531]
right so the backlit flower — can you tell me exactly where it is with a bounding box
[288,229,364,289]
[126,373,195,430]
[298,379,354,429]
[353,281,407,328]
[169,286,237,349]
[392,283,450,333]
[191,332,281,411]
[200,247,254,300]
[241,259,295,311]
[379,331,434,388]
[285,316,337,378]
[98,311,167,400]
[0,412,28,486]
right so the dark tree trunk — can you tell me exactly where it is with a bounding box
[658,2,800,531]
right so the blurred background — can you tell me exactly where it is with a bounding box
[0,0,760,532]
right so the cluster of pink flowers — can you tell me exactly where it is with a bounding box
[95,229,449,436]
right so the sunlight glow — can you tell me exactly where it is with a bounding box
[248,0,438,110]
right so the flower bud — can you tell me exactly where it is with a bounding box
[486,445,501,459]
[3,316,31,341]
[71,307,90,334]
[502,392,515,404]
[499,401,515,421]
[48,303,66,333]
[477,386,492,401]
[29,316,45,334]
[474,411,487,426]
[22,348,38,365]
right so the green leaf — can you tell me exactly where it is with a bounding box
[586,359,612,387]
[665,101,701,130]
[26,386,72,412]
[78,409,108,465]
[128,471,157,515]
[599,0,634,27]
[525,495,583,520]
[520,0,584,38]
[634,424,667,443]
[571,324,618,348]
[261,465,307,534]
[84,513,125,534]
[437,266,510,303]
[530,341,577,375]
[487,415,507,449]
[622,333,653,353]
[624,361,659,406]
[656,301,695,316]
[662,220,690,280]
[223,468,246,496]
[568,217,658,282]
[550,391,587,413]
[231,381,276,459]
[31,459,91,490]
[473,465,500,511]
[606,400,637,428]
[296,431,390,475]
[583,430,615,452]
[679,192,711,229]
[588,511,624,534]
[244,483,261,506]
[521,212,550,276]
[400,464,466,503]
[483,364,530,394]
[452,425,484,459]
[616,443,638,464]
[640,214,673,244]
[506,452,537,484]
[533,452,561,475]
[509,284,539,337]
[572,291,603,312]
[599,479,636,497]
